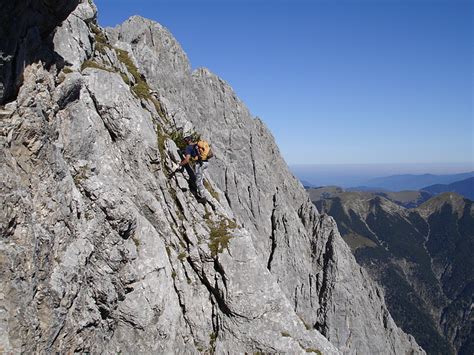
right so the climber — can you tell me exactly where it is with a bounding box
[173,135,213,199]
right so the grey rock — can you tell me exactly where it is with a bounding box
[53,72,83,109]
[0,0,80,103]
[74,0,97,22]
[0,3,425,355]
[110,15,424,354]
[53,0,95,70]
[82,67,153,142]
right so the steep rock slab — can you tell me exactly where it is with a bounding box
[0,63,338,354]
[0,5,339,354]
[109,15,424,354]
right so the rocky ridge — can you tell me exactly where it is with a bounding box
[314,191,473,354]
[1,1,423,353]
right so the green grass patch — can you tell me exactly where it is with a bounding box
[207,217,237,257]
[90,24,110,55]
[115,48,140,78]
[281,332,291,337]
[81,60,114,73]
[204,179,219,202]
[120,73,131,85]
[150,97,168,122]
[169,130,188,151]
[306,349,322,354]
[131,80,150,100]
[89,24,169,122]
[209,332,217,350]
[114,47,153,100]
[62,67,73,74]
[132,237,140,248]
[95,41,108,55]
[178,252,186,260]
[169,129,202,152]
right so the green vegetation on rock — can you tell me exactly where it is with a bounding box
[114,48,167,120]
[81,60,114,73]
[90,24,109,54]
[115,48,151,100]
[204,179,219,201]
[87,24,168,122]
[314,189,471,354]
[120,73,131,85]
[169,129,200,151]
[132,237,140,248]
[169,129,187,151]
[207,217,237,257]
[209,332,217,351]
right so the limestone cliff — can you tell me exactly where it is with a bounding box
[0,1,423,353]
[0,0,81,103]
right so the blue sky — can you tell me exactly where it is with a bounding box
[95,0,473,171]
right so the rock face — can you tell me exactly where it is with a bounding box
[314,191,474,355]
[1,2,423,354]
[0,0,81,103]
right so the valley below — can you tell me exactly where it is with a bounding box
[308,186,474,355]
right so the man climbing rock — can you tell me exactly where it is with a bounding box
[173,135,213,199]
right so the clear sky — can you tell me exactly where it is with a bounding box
[95,0,473,170]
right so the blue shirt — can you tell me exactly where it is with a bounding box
[185,144,198,158]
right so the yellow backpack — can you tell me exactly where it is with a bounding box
[194,140,214,161]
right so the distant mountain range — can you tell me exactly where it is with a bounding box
[423,177,474,200]
[308,187,433,209]
[304,174,474,206]
[354,171,474,192]
[309,189,474,355]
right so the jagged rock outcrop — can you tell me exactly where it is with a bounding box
[314,190,474,355]
[1,1,423,353]
[0,0,81,103]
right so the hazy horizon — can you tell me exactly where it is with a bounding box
[290,162,474,187]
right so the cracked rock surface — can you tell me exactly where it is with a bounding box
[1,2,423,354]
[0,0,81,103]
